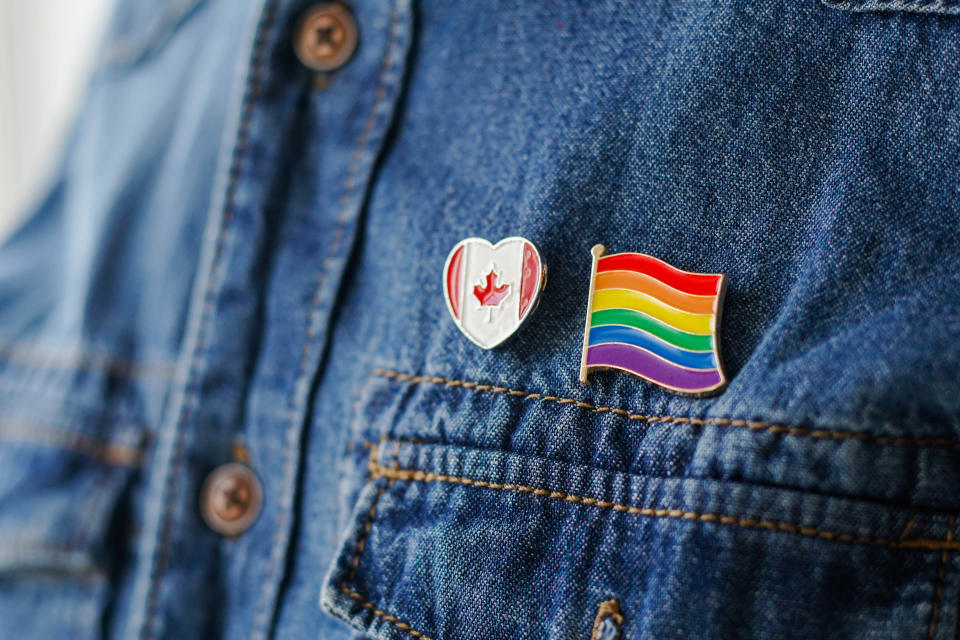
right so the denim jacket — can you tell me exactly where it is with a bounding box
[1,1,959,639]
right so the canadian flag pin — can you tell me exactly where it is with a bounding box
[443,237,547,349]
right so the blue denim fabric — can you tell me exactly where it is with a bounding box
[1,0,959,639]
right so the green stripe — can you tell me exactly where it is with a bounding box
[590,309,713,352]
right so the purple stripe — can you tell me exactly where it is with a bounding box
[587,343,723,392]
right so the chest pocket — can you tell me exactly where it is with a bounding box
[321,369,960,640]
[821,0,960,14]
[0,350,160,639]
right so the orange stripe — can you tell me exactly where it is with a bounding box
[594,270,717,315]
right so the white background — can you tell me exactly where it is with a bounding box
[0,1,114,238]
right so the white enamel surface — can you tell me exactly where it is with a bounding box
[445,237,541,349]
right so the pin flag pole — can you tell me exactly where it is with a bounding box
[579,244,606,384]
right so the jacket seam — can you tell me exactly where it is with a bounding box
[823,0,960,15]
[0,540,111,575]
[338,441,952,640]
[341,441,436,640]
[0,377,153,424]
[338,585,435,640]
[137,2,283,638]
[927,516,955,638]
[373,368,960,451]
[0,418,145,466]
[0,339,175,380]
[249,4,408,638]
[368,452,960,552]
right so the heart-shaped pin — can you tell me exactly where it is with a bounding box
[443,237,546,349]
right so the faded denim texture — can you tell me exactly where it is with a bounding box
[0,0,959,639]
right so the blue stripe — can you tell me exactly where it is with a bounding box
[588,325,717,370]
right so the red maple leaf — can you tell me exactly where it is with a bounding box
[473,269,510,307]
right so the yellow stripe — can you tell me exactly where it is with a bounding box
[591,289,714,335]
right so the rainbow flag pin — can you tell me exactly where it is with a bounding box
[579,245,727,396]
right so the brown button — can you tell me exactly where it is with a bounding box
[294,3,358,73]
[200,463,263,537]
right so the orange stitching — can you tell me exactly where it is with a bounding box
[927,516,955,638]
[349,487,384,581]
[338,586,436,640]
[348,442,383,588]
[590,599,623,640]
[0,339,176,380]
[373,369,960,451]
[341,440,955,640]
[231,441,252,465]
[388,438,402,488]
[0,419,144,466]
[900,517,917,542]
[341,442,435,640]
[370,460,960,552]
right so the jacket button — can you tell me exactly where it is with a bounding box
[294,3,358,72]
[200,463,263,537]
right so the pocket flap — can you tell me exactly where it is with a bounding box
[323,439,959,640]
[822,0,960,14]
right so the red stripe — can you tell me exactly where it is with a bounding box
[446,245,465,319]
[596,253,722,296]
[518,241,540,318]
